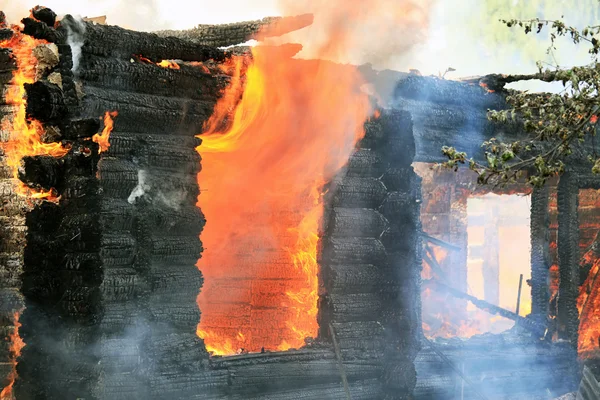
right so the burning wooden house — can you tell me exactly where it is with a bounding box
[0,6,595,400]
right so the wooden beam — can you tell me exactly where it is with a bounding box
[557,172,581,343]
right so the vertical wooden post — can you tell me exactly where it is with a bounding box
[556,172,580,343]
[529,184,550,324]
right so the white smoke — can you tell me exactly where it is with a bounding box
[127,170,150,204]
[63,15,86,73]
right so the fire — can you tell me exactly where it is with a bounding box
[421,194,532,339]
[92,111,118,153]
[0,28,69,201]
[578,258,600,357]
[0,313,25,400]
[479,82,495,93]
[195,38,370,354]
[137,55,181,70]
[157,60,180,70]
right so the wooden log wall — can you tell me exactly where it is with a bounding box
[70,17,227,399]
[319,109,422,398]
[3,15,107,399]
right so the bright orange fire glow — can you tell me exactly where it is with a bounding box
[0,28,70,201]
[92,111,118,153]
[0,313,25,400]
[157,60,180,70]
[195,42,370,354]
[578,256,600,357]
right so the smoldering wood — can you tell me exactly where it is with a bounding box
[328,177,388,208]
[71,15,227,62]
[154,14,314,48]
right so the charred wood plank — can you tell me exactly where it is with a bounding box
[150,236,202,264]
[79,56,225,100]
[100,268,146,301]
[148,264,203,294]
[323,207,388,238]
[319,237,387,266]
[322,293,386,323]
[321,263,400,294]
[530,184,551,322]
[74,16,226,62]
[328,177,387,208]
[147,302,200,330]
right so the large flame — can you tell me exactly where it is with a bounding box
[0,28,69,201]
[0,313,25,400]
[195,40,369,354]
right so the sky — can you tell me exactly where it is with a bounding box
[0,0,596,83]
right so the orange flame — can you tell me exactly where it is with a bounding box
[0,313,25,400]
[0,28,70,201]
[92,111,118,153]
[195,39,370,354]
[157,60,180,70]
[578,258,600,358]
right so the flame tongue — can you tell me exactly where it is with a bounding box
[0,28,69,201]
[196,45,369,355]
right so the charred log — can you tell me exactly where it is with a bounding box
[21,17,64,43]
[25,81,68,123]
[73,16,227,62]
[31,6,58,27]
[18,155,62,191]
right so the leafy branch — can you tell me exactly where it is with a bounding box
[440,13,600,187]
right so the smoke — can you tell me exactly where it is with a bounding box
[61,15,86,73]
[273,0,434,69]
[128,170,150,204]
[128,169,187,211]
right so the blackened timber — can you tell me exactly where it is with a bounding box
[25,81,68,123]
[0,49,16,72]
[78,56,226,100]
[530,184,551,322]
[557,172,581,342]
[21,17,65,43]
[75,16,227,62]
[31,6,57,27]
[323,207,387,238]
[18,155,62,191]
